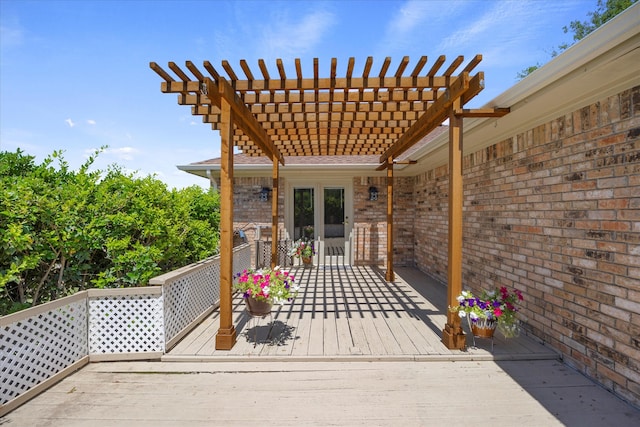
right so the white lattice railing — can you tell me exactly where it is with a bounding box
[0,243,252,416]
[87,287,165,361]
[0,292,89,414]
[150,243,252,348]
[256,239,294,268]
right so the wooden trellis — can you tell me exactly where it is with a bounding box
[151,56,508,351]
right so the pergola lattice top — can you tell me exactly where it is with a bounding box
[150,55,509,351]
[150,56,499,166]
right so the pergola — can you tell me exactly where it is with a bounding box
[150,56,508,351]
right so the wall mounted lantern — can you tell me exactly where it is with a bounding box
[259,187,271,202]
[368,186,378,201]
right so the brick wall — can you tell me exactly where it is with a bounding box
[352,176,415,266]
[352,177,387,265]
[414,86,640,406]
[227,177,285,265]
[414,164,450,280]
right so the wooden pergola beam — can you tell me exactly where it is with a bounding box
[151,58,490,159]
[271,154,279,268]
[205,78,285,166]
[385,158,394,282]
[161,75,466,93]
[375,159,417,171]
[215,96,237,350]
[454,107,510,118]
[379,72,484,164]
[441,97,466,350]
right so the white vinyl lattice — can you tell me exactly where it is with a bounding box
[256,240,293,268]
[1,299,88,405]
[88,294,164,354]
[163,261,220,343]
[163,244,253,343]
[234,244,253,274]
[1,246,253,409]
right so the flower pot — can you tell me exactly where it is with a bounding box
[302,256,313,268]
[245,298,272,317]
[498,321,520,338]
[471,318,497,338]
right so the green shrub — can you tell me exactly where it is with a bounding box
[0,149,220,314]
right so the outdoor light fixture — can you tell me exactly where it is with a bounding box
[369,186,378,201]
[259,187,271,202]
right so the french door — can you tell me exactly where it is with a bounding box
[288,180,352,265]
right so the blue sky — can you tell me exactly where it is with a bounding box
[1,0,595,189]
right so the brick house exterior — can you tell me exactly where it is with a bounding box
[180,8,639,406]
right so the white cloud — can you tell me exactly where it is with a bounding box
[103,146,140,162]
[65,118,75,128]
[387,0,432,35]
[377,0,466,54]
[87,119,96,125]
[437,2,533,52]
[260,9,336,59]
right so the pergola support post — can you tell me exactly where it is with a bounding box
[385,158,395,282]
[442,98,466,350]
[271,154,279,268]
[215,96,237,350]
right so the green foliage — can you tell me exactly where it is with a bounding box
[515,63,542,80]
[0,149,220,314]
[563,0,637,43]
[517,0,637,79]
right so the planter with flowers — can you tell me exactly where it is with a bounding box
[233,266,299,316]
[290,239,315,268]
[449,286,524,339]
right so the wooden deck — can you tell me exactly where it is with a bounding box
[5,266,640,425]
[165,266,557,361]
[5,359,640,426]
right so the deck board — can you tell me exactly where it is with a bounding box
[163,266,558,361]
[6,360,639,426]
[6,267,639,425]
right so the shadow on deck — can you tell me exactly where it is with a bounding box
[165,266,558,362]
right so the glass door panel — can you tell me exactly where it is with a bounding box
[323,187,346,264]
[324,188,344,238]
[293,188,314,241]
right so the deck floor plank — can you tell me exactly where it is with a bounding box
[6,360,639,426]
[163,266,558,361]
[6,267,640,425]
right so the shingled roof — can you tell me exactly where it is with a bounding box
[185,125,448,170]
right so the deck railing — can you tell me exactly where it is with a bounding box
[256,239,294,268]
[0,243,252,416]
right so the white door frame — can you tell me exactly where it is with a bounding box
[285,178,353,265]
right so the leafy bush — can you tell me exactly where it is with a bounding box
[0,149,220,314]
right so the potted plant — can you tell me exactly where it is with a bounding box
[233,266,299,316]
[290,239,315,267]
[303,225,314,239]
[449,286,524,338]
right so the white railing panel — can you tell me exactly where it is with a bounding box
[256,239,293,268]
[234,242,253,274]
[162,258,221,343]
[0,293,88,406]
[151,243,252,347]
[87,288,164,357]
[1,246,252,412]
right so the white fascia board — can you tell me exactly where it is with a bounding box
[177,163,391,179]
[486,2,639,112]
